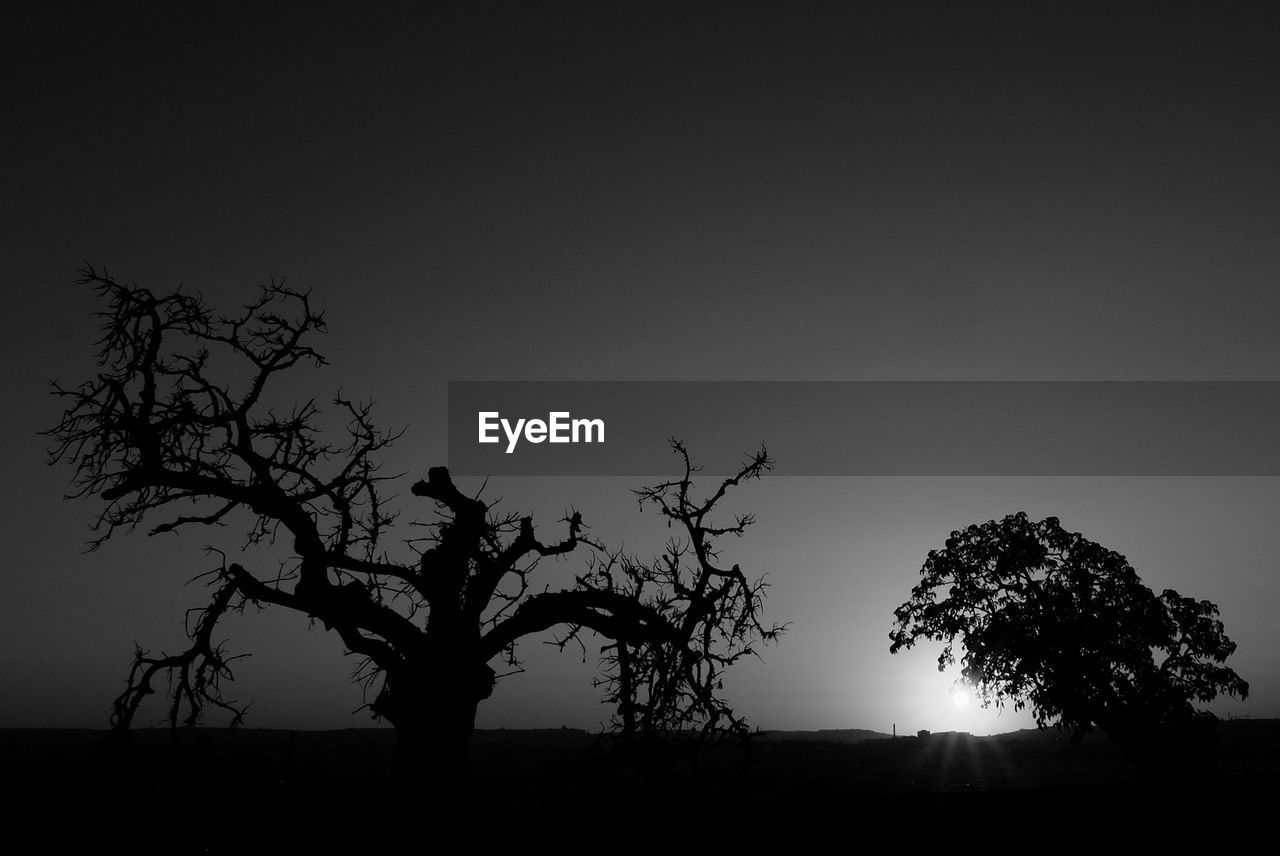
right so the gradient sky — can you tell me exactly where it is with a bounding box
[5,2,1280,736]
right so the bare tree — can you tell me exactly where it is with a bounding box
[46,268,782,795]
[588,441,784,748]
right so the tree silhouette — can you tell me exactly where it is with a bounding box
[46,268,782,796]
[889,512,1249,778]
[589,443,785,750]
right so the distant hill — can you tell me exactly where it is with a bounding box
[760,727,890,743]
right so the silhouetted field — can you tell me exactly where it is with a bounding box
[4,721,1277,847]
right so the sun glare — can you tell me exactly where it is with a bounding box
[951,688,970,708]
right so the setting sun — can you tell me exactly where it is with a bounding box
[952,688,971,708]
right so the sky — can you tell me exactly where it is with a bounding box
[4,1,1280,736]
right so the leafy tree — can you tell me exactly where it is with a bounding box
[889,511,1249,777]
[45,268,782,795]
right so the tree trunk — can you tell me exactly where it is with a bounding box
[374,658,494,808]
[391,702,477,801]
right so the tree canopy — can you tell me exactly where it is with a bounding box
[889,512,1248,757]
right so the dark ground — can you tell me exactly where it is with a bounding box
[3,720,1277,848]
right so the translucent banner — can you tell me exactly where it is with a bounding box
[447,381,1280,476]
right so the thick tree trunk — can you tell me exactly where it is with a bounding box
[391,701,478,800]
[374,657,494,807]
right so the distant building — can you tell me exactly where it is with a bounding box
[917,729,930,738]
